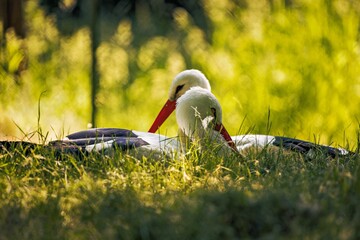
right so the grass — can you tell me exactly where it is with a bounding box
[0,139,359,239]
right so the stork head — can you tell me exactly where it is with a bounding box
[168,69,211,101]
[149,69,211,133]
[176,87,221,137]
[176,87,238,153]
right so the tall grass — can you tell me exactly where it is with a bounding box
[0,141,359,239]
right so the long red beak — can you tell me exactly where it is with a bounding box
[215,123,239,153]
[148,99,176,133]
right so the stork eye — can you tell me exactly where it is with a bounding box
[211,107,217,118]
[175,84,185,95]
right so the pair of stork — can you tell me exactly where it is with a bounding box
[1,70,351,158]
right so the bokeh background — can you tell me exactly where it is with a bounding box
[1,0,359,149]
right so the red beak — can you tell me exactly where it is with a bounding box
[215,123,239,153]
[148,99,177,133]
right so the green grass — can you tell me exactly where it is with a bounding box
[0,141,359,239]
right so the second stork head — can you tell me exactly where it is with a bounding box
[175,87,238,153]
[148,69,211,133]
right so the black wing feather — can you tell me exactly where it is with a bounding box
[273,136,350,158]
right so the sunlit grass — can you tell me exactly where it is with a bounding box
[0,140,359,239]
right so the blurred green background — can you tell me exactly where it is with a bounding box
[1,0,359,149]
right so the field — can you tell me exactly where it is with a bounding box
[0,142,359,239]
[1,0,360,239]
